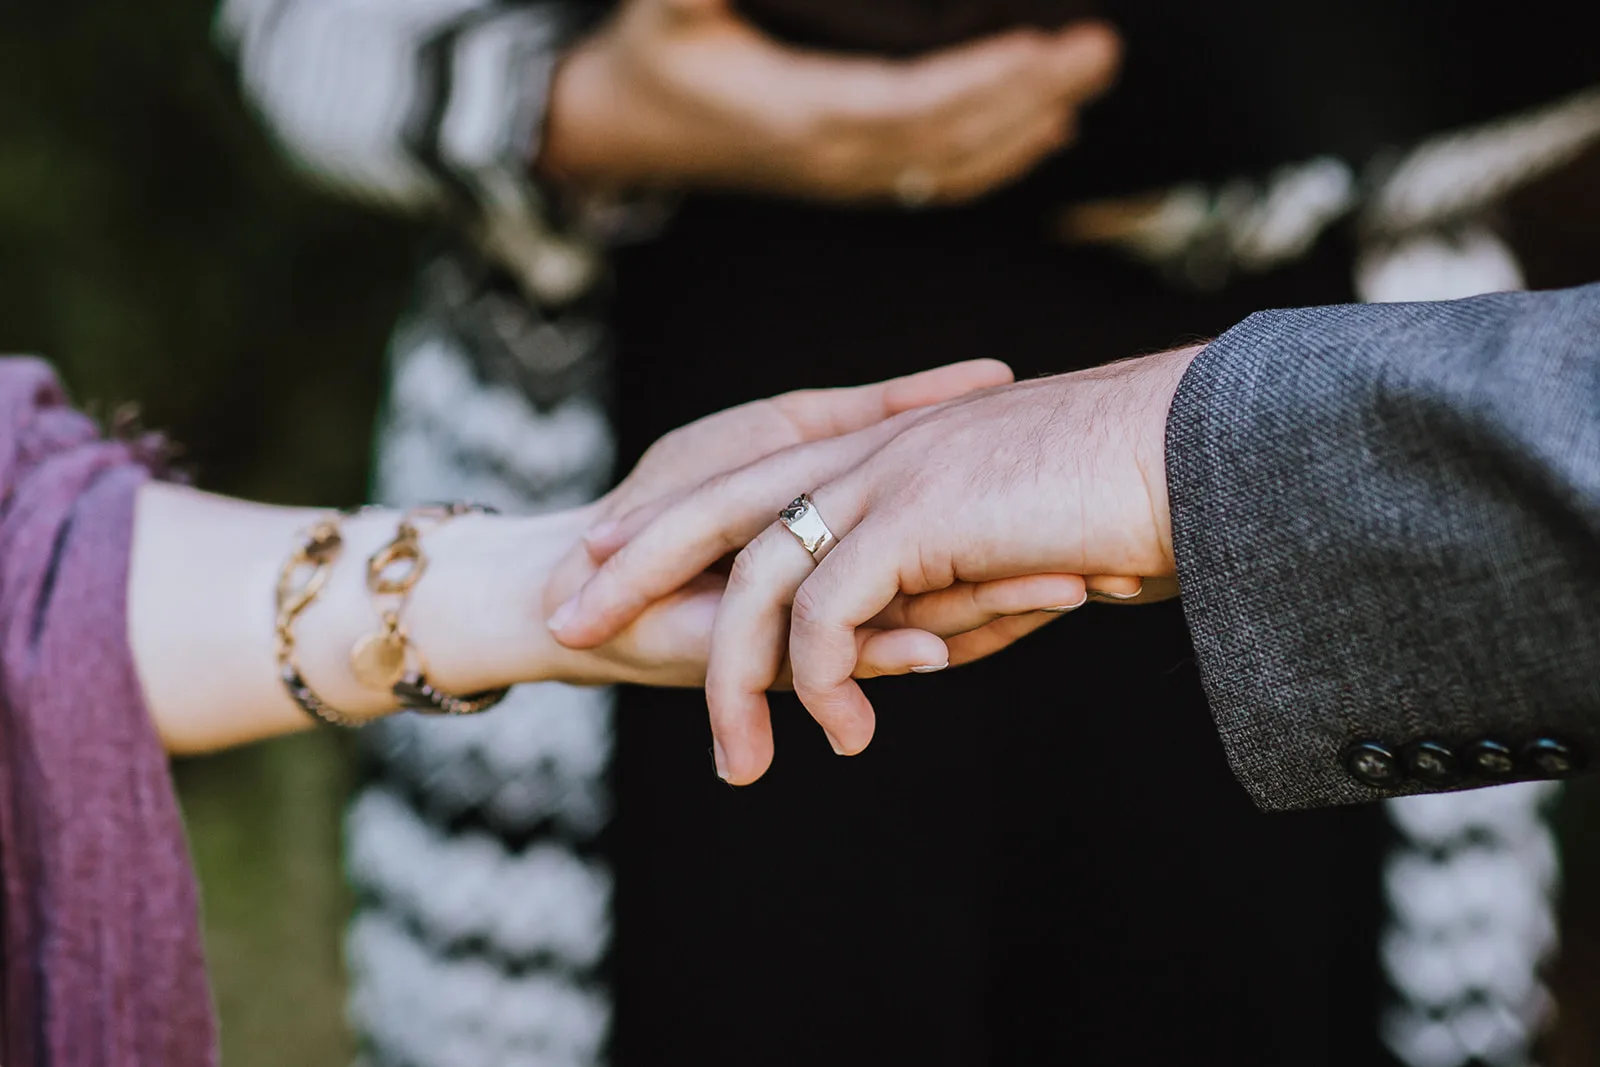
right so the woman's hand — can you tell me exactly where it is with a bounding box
[540,0,1121,205]
[131,361,1083,755]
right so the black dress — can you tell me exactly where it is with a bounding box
[607,5,1598,1064]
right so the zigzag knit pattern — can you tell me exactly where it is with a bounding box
[346,261,616,1067]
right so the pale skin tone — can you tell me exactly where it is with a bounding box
[540,0,1122,204]
[129,361,1093,755]
[136,4,1127,756]
[551,345,1201,783]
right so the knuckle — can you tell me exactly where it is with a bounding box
[696,469,759,524]
[881,420,949,473]
[725,542,768,594]
[590,555,635,609]
[789,580,827,627]
[888,595,923,630]
[964,580,996,616]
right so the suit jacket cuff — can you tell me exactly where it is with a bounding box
[1162,295,1600,811]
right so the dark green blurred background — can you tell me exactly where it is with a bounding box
[0,4,419,1062]
[0,4,1595,1065]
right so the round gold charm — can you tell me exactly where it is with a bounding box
[350,631,407,690]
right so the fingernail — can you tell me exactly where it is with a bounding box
[1044,593,1090,613]
[712,740,730,781]
[909,661,948,673]
[1086,588,1141,602]
[583,520,617,546]
[547,595,578,633]
[823,730,851,756]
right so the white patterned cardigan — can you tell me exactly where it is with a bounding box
[219,3,621,1066]
[217,3,1598,1064]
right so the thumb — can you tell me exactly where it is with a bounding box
[1038,20,1123,102]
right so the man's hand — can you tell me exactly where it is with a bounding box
[540,0,1121,205]
[544,359,1094,686]
[551,346,1200,782]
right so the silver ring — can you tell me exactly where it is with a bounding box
[893,167,936,210]
[778,494,836,560]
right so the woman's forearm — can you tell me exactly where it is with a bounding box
[122,361,1087,756]
[127,483,582,754]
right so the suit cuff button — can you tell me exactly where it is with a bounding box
[1524,737,1583,779]
[1405,741,1460,787]
[1466,739,1517,779]
[1345,742,1402,788]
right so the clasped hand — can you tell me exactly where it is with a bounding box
[548,347,1199,784]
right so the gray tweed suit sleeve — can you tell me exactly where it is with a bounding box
[1166,282,1600,811]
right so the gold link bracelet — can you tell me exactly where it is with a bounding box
[275,512,367,728]
[275,503,509,729]
[352,503,510,717]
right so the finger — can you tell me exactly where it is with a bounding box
[706,522,837,784]
[709,476,878,781]
[899,21,1119,127]
[587,391,974,561]
[853,628,952,679]
[768,625,945,689]
[890,30,1058,120]
[1029,21,1123,105]
[944,611,1061,666]
[874,573,1087,632]
[586,359,1011,552]
[929,24,1116,160]
[583,495,668,562]
[786,24,1118,202]
[910,26,1117,190]
[767,359,1013,440]
[851,604,1066,681]
[786,511,908,756]
[880,358,1012,412]
[933,106,1076,204]
[592,579,724,688]
[1086,575,1181,604]
[554,425,893,648]
[1084,574,1144,600]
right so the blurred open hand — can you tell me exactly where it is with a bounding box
[541,0,1121,205]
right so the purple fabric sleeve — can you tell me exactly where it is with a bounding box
[0,358,214,1065]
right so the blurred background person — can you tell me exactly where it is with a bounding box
[213,1,1600,1066]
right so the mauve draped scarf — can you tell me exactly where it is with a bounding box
[0,359,213,1064]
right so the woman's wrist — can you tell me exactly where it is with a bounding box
[401,506,598,697]
[131,485,600,754]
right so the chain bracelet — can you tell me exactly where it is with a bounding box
[275,503,510,728]
[352,503,510,717]
[274,513,367,728]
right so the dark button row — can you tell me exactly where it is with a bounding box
[1344,737,1583,790]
